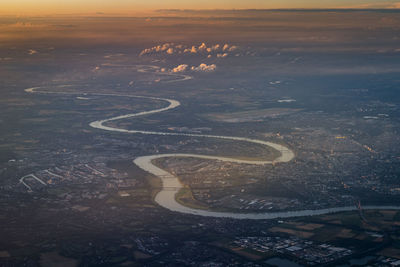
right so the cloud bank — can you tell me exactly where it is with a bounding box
[172,64,189,72]
[191,63,217,72]
[169,63,217,73]
[140,42,239,57]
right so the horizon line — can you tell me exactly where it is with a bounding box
[155,8,400,11]
[1,8,400,17]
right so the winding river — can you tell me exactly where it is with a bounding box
[25,65,400,219]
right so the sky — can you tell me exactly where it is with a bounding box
[1,0,400,15]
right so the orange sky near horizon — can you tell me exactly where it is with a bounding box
[1,0,400,15]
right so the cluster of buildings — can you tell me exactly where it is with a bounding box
[18,163,130,192]
[378,257,400,266]
[234,236,352,265]
[202,193,303,212]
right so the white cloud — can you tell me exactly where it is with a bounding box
[228,45,238,52]
[190,46,198,53]
[140,42,240,57]
[172,64,189,72]
[155,43,171,52]
[217,53,228,58]
[140,43,174,56]
[222,44,230,51]
[166,48,174,54]
[28,49,37,55]
[140,48,151,56]
[212,44,221,51]
[191,63,217,72]
[184,45,198,53]
[207,44,220,52]
[198,42,207,51]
